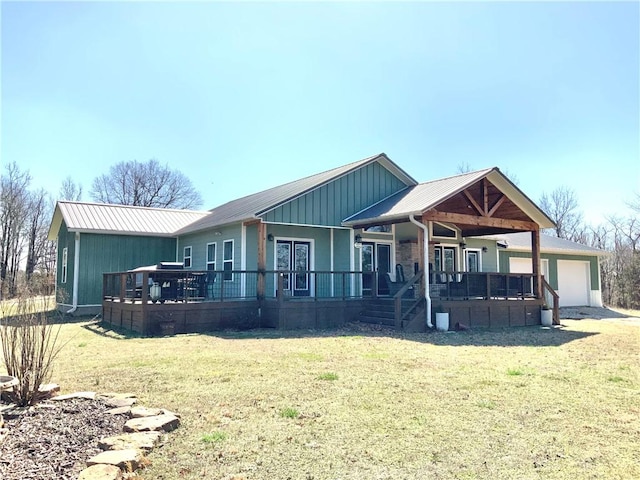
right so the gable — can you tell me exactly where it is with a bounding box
[260,160,411,226]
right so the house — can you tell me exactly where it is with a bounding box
[47,153,604,334]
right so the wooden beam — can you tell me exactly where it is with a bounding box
[463,190,485,216]
[257,221,267,299]
[531,228,542,300]
[483,178,489,215]
[243,219,262,226]
[487,195,507,217]
[422,210,538,231]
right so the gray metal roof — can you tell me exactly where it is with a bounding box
[176,152,417,234]
[342,167,555,229]
[343,168,495,224]
[480,232,605,256]
[47,201,210,240]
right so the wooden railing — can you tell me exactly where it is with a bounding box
[394,270,425,328]
[542,277,560,325]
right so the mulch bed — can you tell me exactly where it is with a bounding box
[0,398,128,480]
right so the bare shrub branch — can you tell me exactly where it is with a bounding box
[0,293,64,406]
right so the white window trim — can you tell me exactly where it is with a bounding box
[464,248,483,272]
[206,242,217,271]
[61,247,68,284]
[183,246,192,269]
[273,236,315,296]
[359,239,395,276]
[223,239,234,281]
[431,222,459,240]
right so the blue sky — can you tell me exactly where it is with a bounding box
[2,1,638,225]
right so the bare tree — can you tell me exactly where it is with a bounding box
[90,159,203,209]
[25,189,52,284]
[59,176,83,201]
[539,186,584,241]
[0,162,31,298]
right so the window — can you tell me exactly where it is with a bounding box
[183,246,192,268]
[206,243,216,271]
[223,240,233,281]
[61,247,68,284]
[432,222,457,239]
[465,250,481,272]
[433,246,457,282]
[364,225,392,233]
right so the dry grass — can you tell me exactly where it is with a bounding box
[9,313,640,479]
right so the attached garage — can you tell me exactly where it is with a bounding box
[557,260,591,307]
[494,232,604,308]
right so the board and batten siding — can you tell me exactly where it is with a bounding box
[499,251,600,291]
[56,222,76,306]
[179,224,242,272]
[78,233,176,305]
[261,162,409,226]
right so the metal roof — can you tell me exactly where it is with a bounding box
[342,167,555,229]
[480,232,605,256]
[176,152,417,234]
[47,201,210,240]
[343,168,495,225]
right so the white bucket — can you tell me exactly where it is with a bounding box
[435,312,450,332]
[541,309,553,327]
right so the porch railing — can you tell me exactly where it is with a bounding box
[394,270,425,328]
[542,277,560,325]
[429,271,537,300]
[103,270,376,304]
[103,269,545,306]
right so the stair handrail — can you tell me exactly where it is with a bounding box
[394,270,425,328]
[541,277,560,325]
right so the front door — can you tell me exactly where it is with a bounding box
[277,240,311,296]
[361,242,392,296]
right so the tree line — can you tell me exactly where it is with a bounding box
[0,159,202,299]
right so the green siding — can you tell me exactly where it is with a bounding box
[465,239,498,272]
[55,221,177,307]
[77,233,176,305]
[179,224,242,271]
[56,222,75,305]
[266,225,332,270]
[261,162,408,226]
[499,251,600,290]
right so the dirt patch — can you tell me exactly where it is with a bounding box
[559,306,640,322]
[0,398,128,480]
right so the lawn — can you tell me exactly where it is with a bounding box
[11,314,640,479]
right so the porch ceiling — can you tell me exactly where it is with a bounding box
[342,167,555,236]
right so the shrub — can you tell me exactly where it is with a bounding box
[0,293,64,406]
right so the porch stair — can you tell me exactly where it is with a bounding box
[359,298,424,330]
[359,299,396,326]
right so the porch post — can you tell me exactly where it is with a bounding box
[257,221,266,299]
[531,228,542,299]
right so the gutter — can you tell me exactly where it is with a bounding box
[409,214,433,329]
[67,232,80,314]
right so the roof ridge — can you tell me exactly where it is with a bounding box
[57,200,209,214]
[416,167,496,186]
[207,153,385,213]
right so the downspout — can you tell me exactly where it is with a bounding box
[67,232,80,314]
[409,215,433,328]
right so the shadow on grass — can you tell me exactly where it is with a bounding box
[81,320,143,340]
[0,309,98,326]
[560,306,639,320]
[202,322,599,347]
[72,316,599,348]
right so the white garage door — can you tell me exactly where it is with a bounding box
[557,260,590,307]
